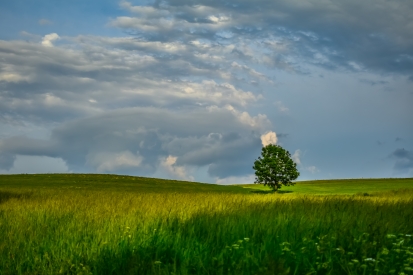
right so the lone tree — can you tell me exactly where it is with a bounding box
[253,144,300,192]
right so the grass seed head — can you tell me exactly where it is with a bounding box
[364,258,375,262]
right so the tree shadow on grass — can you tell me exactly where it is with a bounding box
[249,190,293,194]
[277,190,293,194]
[0,190,34,205]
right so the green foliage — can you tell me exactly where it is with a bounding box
[253,144,300,191]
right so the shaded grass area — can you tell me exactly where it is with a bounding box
[0,174,250,194]
[0,174,413,274]
[239,178,413,195]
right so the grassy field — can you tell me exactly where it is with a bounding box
[0,174,251,194]
[238,178,413,195]
[1,174,413,275]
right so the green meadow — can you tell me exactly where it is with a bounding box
[239,178,413,195]
[1,174,413,275]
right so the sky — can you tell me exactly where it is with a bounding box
[0,0,412,183]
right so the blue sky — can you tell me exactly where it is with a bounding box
[0,0,412,183]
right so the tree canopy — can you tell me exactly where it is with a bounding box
[253,144,300,191]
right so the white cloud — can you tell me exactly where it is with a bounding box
[41,33,60,47]
[111,0,413,75]
[87,151,143,172]
[292,149,301,165]
[44,93,65,106]
[223,105,271,129]
[348,61,363,71]
[160,155,194,181]
[0,37,267,125]
[0,73,29,83]
[306,166,319,174]
[260,131,277,146]
[207,15,231,24]
[291,149,318,173]
[111,3,233,35]
[274,101,289,113]
[0,155,69,174]
[175,81,258,107]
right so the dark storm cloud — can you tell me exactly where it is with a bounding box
[390,148,413,173]
[112,0,413,75]
[208,159,257,178]
[0,153,15,170]
[0,137,57,170]
[0,107,270,178]
[359,79,388,86]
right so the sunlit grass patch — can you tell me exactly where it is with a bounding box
[239,177,413,195]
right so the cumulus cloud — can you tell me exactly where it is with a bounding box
[87,151,143,173]
[0,156,69,174]
[41,33,60,47]
[260,131,277,146]
[160,155,194,181]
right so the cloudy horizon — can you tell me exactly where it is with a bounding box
[0,0,412,183]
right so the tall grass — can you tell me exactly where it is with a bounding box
[1,184,413,274]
